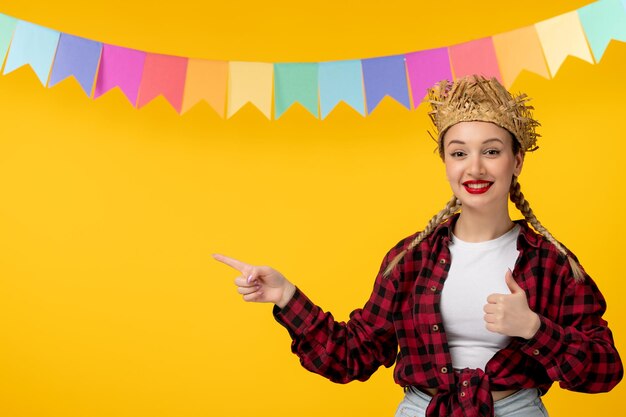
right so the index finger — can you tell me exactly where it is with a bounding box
[212,254,252,272]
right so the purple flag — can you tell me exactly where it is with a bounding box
[94,44,146,105]
[405,47,453,108]
[362,55,410,113]
[49,34,102,95]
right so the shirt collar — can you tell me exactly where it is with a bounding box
[430,212,541,248]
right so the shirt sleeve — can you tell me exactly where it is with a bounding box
[520,261,623,393]
[272,252,398,384]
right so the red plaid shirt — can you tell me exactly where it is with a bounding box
[273,214,623,417]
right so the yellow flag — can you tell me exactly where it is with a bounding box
[227,62,273,119]
[535,11,594,77]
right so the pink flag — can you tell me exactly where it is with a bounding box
[449,37,502,82]
[94,45,147,105]
[405,47,452,108]
[137,53,188,112]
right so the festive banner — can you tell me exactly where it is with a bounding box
[535,11,594,77]
[362,55,410,114]
[49,34,102,95]
[94,45,147,105]
[449,37,502,82]
[227,61,273,119]
[274,63,319,119]
[1,2,625,119]
[578,0,626,61]
[3,20,60,86]
[405,47,452,108]
[319,60,365,119]
[137,53,188,112]
[0,14,17,63]
[181,59,228,117]
[492,26,550,88]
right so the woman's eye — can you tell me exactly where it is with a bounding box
[485,149,501,156]
[450,151,465,157]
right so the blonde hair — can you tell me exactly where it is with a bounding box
[509,177,585,282]
[382,179,586,283]
[383,195,461,277]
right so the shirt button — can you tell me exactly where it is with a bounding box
[460,392,466,397]
[462,380,469,387]
[430,286,437,292]
[432,324,439,332]
[439,258,446,264]
[440,367,448,374]
[533,349,540,356]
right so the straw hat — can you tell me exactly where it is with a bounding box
[427,75,540,156]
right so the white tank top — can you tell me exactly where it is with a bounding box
[440,224,521,371]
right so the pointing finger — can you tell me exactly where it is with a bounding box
[213,254,252,273]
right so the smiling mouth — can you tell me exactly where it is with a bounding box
[463,181,493,194]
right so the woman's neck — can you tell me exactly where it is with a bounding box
[453,209,515,242]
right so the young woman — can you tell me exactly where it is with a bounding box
[213,75,623,416]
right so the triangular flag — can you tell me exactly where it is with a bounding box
[48,34,102,95]
[0,14,17,65]
[492,26,550,87]
[578,0,626,62]
[449,37,502,82]
[362,55,410,114]
[137,53,188,113]
[274,63,319,119]
[227,61,273,119]
[181,59,228,116]
[319,60,365,119]
[535,11,594,77]
[3,20,60,86]
[93,44,146,106]
[405,47,452,108]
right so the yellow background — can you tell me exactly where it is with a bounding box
[0,1,624,416]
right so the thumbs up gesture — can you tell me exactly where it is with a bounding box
[483,269,541,340]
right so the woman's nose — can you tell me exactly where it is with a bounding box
[468,155,486,176]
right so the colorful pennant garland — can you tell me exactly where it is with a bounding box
[1,0,625,119]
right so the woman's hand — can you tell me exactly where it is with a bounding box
[483,269,541,340]
[212,254,296,308]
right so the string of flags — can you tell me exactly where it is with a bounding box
[0,0,625,119]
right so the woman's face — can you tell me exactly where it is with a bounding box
[442,121,523,214]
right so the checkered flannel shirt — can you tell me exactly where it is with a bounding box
[273,214,623,417]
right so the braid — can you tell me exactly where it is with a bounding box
[383,195,461,278]
[509,178,585,283]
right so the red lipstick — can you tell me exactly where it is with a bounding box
[463,180,493,194]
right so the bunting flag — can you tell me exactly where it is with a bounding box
[535,11,594,77]
[49,34,102,95]
[227,61,273,119]
[0,14,17,63]
[137,53,188,112]
[405,47,452,107]
[3,20,60,86]
[94,45,146,105]
[578,0,626,61]
[362,55,410,113]
[182,59,228,116]
[0,1,625,119]
[274,63,319,118]
[319,60,365,119]
[492,26,550,87]
[449,37,502,82]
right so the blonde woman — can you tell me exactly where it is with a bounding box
[213,75,622,416]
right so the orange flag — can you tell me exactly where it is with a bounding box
[181,59,228,117]
[493,26,550,87]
